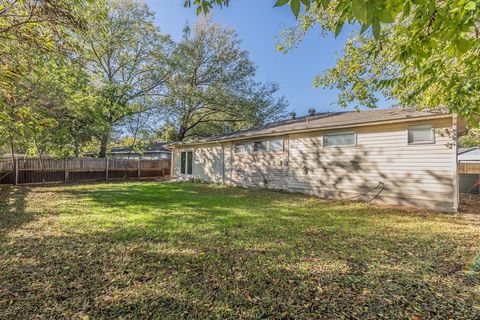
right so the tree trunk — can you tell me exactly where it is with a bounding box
[73,142,80,158]
[9,136,15,165]
[99,134,109,158]
[177,125,188,141]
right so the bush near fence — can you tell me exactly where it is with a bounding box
[0,157,171,185]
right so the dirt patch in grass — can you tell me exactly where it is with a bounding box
[1,182,479,319]
[460,193,480,215]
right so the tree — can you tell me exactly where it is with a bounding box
[162,18,288,141]
[83,0,172,157]
[0,47,99,159]
[183,0,480,124]
[0,0,87,36]
[459,128,480,147]
[0,0,95,160]
[279,2,479,125]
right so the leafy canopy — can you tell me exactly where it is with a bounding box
[161,17,288,141]
[82,0,173,156]
[184,0,480,124]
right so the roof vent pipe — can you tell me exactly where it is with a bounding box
[289,112,296,120]
[308,108,316,116]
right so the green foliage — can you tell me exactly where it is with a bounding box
[162,17,288,141]
[1,0,289,157]
[0,0,99,158]
[277,1,480,123]
[459,128,480,147]
[186,0,480,123]
[81,0,173,156]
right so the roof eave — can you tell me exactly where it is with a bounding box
[168,114,452,148]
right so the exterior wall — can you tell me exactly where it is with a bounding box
[193,144,224,183]
[172,117,456,211]
[230,147,288,190]
[287,118,455,211]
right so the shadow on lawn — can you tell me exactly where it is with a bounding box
[1,182,479,319]
[0,186,31,243]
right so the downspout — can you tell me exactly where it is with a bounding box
[452,115,459,212]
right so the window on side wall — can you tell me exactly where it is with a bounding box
[234,142,252,153]
[323,132,356,147]
[236,138,284,153]
[408,125,434,144]
[253,141,268,152]
[268,139,284,151]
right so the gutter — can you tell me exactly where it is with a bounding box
[168,114,452,148]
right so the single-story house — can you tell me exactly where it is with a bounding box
[168,108,466,212]
[458,147,480,194]
[100,142,171,160]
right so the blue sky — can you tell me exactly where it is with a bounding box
[145,0,379,116]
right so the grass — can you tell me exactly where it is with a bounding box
[0,182,479,319]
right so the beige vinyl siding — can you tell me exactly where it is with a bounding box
[230,149,288,190]
[172,117,455,211]
[224,142,233,185]
[172,148,182,178]
[287,118,454,211]
[193,145,224,183]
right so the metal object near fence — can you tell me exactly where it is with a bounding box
[0,157,171,185]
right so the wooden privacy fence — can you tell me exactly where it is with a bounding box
[0,157,171,185]
[458,163,480,174]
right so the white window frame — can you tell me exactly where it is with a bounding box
[323,131,357,148]
[180,149,193,175]
[235,138,284,153]
[267,138,284,152]
[407,125,435,145]
[234,142,252,154]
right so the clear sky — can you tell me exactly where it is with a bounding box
[145,0,382,116]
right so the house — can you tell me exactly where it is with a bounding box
[458,147,480,163]
[168,108,465,212]
[458,147,480,194]
[105,142,171,160]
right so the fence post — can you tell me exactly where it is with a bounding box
[64,158,68,183]
[105,157,109,181]
[137,157,141,180]
[14,156,19,185]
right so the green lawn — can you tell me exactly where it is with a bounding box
[1,182,479,319]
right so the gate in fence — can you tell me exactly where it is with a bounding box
[0,157,171,185]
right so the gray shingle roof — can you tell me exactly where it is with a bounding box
[169,108,451,147]
[458,147,480,155]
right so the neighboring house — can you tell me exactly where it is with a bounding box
[103,142,171,160]
[458,147,480,194]
[169,108,465,212]
[458,147,480,163]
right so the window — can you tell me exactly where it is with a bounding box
[235,138,284,153]
[234,142,252,153]
[180,150,193,175]
[268,139,284,151]
[253,141,268,152]
[408,125,434,144]
[324,132,356,147]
